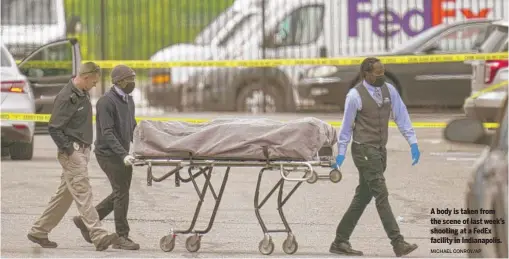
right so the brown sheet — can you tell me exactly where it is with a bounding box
[132,117,337,161]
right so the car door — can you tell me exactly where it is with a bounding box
[17,38,81,118]
[397,23,491,107]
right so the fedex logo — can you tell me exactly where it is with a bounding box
[348,0,492,37]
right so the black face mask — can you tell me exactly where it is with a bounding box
[121,82,135,94]
[371,75,385,87]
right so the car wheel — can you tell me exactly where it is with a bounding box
[9,138,34,160]
[236,82,285,113]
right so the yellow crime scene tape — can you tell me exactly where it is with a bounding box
[0,113,500,129]
[8,52,504,129]
[16,52,509,69]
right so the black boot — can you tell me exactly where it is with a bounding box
[393,240,418,257]
[330,241,363,256]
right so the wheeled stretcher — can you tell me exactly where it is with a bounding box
[132,117,342,255]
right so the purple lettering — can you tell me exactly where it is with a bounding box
[347,0,435,38]
[400,7,432,36]
[372,10,401,37]
[348,0,374,37]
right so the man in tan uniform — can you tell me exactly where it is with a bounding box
[27,62,120,251]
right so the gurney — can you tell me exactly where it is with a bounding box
[132,117,342,255]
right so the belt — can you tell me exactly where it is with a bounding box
[352,140,384,148]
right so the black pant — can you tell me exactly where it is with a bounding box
[95,154,133,237]
[335,142,403,246]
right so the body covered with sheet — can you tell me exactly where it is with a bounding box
[132,117,338,161]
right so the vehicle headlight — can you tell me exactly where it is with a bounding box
[306,66,338,78]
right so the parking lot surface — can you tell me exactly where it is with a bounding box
[2,113,484,258]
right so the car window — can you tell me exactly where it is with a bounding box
[432,24,489,53]
[392,23,450,52]
[271,5,324,46]
[480,25,508,52]
[1,47,12,67]
[1,0,57,25]
[18,41,74,77]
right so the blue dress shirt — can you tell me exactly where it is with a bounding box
[337,80,417,156]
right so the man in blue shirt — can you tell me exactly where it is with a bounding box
[329,57,420,257]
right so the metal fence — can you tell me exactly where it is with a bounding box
[1,0,508,114]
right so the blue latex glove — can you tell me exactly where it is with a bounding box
[410,143,420,166]
[332,155,345,169]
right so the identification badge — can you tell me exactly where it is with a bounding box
[73,142,80,151]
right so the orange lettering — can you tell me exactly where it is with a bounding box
[461,8,491,18]
[432,0,457,25]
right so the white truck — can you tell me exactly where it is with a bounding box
[0,0,81,60]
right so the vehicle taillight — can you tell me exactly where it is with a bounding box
[485,60,509,84]
[13,124,27,130]
[152,74,170,85]
[0,80,27,93]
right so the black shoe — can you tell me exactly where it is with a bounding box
[393,241,418,257]
[73,216,92,244]
[95,233,120,251]
[27,233,58,248]
[113,236,140,250]
[330,241,363,256]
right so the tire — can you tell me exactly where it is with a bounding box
[235,82,286,113]
[9,138,34,160]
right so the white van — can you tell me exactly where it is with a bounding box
[145,0,265,110]
[0,0,79,60]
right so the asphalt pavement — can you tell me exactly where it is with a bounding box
[2,112,485,258]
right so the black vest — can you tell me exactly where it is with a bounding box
[352,83,392,148]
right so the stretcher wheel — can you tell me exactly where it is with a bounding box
[160,235,176,252]
[329,169,342,183]
[282,234,298,254]
[306,171,318,184]
[258,236,275,255]
[185,235,201,252]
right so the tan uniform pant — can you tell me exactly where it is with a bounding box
[29,147,109,246]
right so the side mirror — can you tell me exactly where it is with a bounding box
[262,34,276,48]
[66,16,82,34]
[443,118,491,145]
[263,28,288,48]
[19,67,44,78]
[28,68,45,78]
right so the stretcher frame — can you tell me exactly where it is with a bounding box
[133,148,341,256]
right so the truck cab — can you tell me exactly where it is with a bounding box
[0,0,80,60]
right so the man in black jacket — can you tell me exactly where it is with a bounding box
[72,64,139,250]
